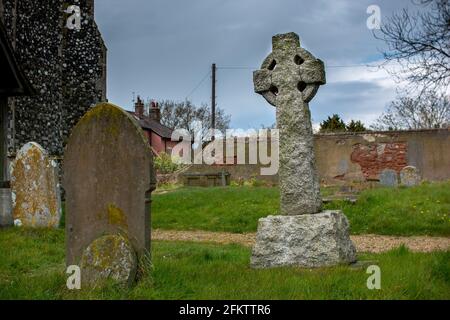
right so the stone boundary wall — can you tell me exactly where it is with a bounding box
[182,129,450,185]
[315,128,450,183]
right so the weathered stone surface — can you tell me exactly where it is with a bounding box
[2,0,107,157]
[251,211,357,269]
[253,32,325,215]
[400,166,421,187]
[0,188,13,227]
[351,143,407,180]
[64,103,156,266]
[379,169,399,187]
[251,32,357,269]
[10,142,61,228]
[80,234,137,287]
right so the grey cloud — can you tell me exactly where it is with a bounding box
[95,0,412,128]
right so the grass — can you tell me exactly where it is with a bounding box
[152,182,450,236]
[0,228,449,300]
[153,186,279,233]
[324,182,450,236]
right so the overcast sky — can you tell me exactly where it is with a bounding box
[95,0,414,129]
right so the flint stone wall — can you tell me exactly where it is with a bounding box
[0,0,107,158]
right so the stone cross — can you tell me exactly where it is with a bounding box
[253,32,326,215]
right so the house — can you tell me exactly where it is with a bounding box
[128,96,178,155]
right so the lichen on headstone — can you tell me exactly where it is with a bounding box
[64,102,156,269]
[80,234,137,288]
[400,166,421,187]
[10,142,61,228]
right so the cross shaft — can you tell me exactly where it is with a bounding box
[253,32,326,215]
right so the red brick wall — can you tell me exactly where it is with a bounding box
[148,131,178,155]
[150,132,164,154]
[350,143,408,180]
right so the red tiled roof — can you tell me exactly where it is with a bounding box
[127,111,173,139]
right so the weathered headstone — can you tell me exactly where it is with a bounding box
[379,169,399,187]
[63,103,156,285]
[400,166,421,187]
[80,234,137,287]
[0,188,13,227]
[251,32,356,268]
[10,142,61,228]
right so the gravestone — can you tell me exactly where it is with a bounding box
[80,234,137,287]
[379,169,399,187]
[63,103,156,285]
[400,166,421,187]
[10,142,61,228]
[251,32,356,268]
[0,188,12,227]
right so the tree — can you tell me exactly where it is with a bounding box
[346,120,367,132]
[371,91,450,130]
[158,99,231,139]
[319,114,347,133]
[195,103,231,139]
[375,0,450,93]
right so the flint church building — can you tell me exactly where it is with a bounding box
[0,0,107,184]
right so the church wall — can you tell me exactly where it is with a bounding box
[0,0,107,157]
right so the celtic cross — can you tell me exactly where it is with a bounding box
[253,32,326,215]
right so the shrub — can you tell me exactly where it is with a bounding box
[154,152,181,174]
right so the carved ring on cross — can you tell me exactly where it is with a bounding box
[253,32,326,106]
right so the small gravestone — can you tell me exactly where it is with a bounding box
[80,234,137,287]
[0,189,13,227]
[63,103,156,286]
[379,169,398,187]
[10,142,61,228]
[251,32,356,269]
[400,166,421,187]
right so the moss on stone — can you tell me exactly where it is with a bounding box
[107,204,127,227]
[11,143,60,228]
[80,234,137,287]
[73,102,151,148]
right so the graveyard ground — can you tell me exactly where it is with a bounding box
[1,181,449,299]
[0,228,449,300]
[151,182,450,236]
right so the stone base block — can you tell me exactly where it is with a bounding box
[251,211,357,269]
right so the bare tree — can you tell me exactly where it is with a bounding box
[158,99,231,139]
[375,0,450,93]
[194,103,231,139]
[371,91,450,130]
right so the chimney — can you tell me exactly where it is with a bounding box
[149,101,161,123]
[134,96,145,118]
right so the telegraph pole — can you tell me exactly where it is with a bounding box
[211,63,216,140]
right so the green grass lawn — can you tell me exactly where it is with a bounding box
[152,182,450,236]
[0,228,448,300]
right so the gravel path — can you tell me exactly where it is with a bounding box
[152,229,450,253]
